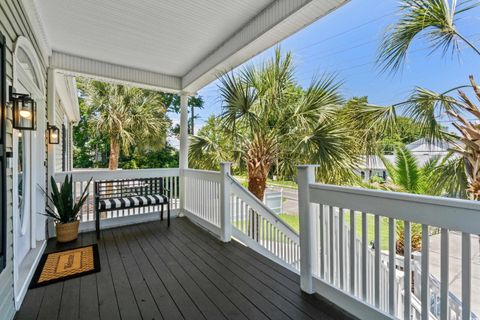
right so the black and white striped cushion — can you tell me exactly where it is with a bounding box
[98,194,167,210]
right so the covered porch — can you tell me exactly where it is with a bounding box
[6,1,479,320]
[16,218,349,320]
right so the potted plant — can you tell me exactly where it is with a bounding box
[43,175,92,242]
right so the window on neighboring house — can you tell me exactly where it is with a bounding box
[62,124,66,171]
[0,32,6,272]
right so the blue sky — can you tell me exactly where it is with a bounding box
[188,0,480,130]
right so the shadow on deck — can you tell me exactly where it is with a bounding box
[15,218,356,320]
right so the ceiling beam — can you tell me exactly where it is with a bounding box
[50,51,182,93]
[181,0,348,92]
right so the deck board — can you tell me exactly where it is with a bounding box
[15,217,355,320]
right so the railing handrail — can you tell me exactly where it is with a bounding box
[55,168,180,182]
[228,175,299,241]
[183,168,222,182]
[310,183,480,234]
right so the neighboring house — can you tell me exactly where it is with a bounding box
[405,138,451,164]
[358,139,451,182]
[358,155,395,182]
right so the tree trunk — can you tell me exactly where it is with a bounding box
[108,138,120,170]
[247,169,268,200]
[245,134,277,200]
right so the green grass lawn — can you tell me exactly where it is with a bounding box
[278,212,390,250]
[278,214,299,231]
[234,176,298,189]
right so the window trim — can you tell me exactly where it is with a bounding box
[0,31,7,272]
[62,124,66,171]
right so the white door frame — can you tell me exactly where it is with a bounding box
[12,36,47,309]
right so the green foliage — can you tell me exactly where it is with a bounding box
[43,175,91,224]
[189,116,235,171]
[73,78,178,169]
[163,94,204,135]
[429,152,469,198]
[73,97,109,168]
[381,117,427,153]
[121,145,179,169]
[192,48,364,186]
[83,80,169,154]
[380,146,440,194]
[377,0,480,73]
[396,220,423,253]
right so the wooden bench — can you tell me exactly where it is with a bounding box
[94,177,170,238]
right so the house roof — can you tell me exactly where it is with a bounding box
[405,138,451,153]
[29,0,348,93]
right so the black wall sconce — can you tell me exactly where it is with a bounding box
[47,123,60,144]
[9,86,36,131]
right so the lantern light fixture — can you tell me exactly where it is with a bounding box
[9,86,36,131]
[47,123,60,144]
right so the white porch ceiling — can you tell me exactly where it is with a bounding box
[34,0,348,92]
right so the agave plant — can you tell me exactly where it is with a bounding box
[43,175,92,224]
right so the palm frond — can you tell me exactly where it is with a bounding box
[218,71,258,133]
[429,152,469,198]
[395,147,420,193]
[400,86,461,143]
[377,0,480,73]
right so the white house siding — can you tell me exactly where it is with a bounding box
[0,1,48,319]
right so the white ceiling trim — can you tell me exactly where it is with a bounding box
[55,72,80,123]
[182,0,348,92]
[20,0,51,64]
[50,51,182,93]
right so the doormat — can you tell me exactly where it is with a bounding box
[30,244,100,288]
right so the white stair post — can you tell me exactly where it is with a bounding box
[298,165,316,294]
[220,162,232,242]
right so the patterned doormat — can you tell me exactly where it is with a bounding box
[30,244,100,288]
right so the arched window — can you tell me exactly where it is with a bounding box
[16,47,40,89]
[13,37,44,97]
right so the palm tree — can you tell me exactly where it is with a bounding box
[373,147,440,253]
[377,0,480,73]
[372,0,480,199]
[375,0,480,251]
[81,80,170,170]
[189,116,234,171]
[190,48,361,200]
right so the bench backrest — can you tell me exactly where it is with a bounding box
[94,177,165,199]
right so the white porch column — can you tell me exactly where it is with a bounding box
[46,68,57,237]
[179,93,190,215]
[220,162,232,242]
[298,165,316,294]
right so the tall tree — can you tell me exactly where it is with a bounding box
[373,0,480,251]
[371,0,480,198]
[377,0,480,73]
[80,80,170,170]
[163,94,204,135]
[191,48,361,199]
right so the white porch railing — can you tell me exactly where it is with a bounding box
[53,164,479,320]
[54,168,180,231]
[229,176,301,272]
[183,164,301,272]
[298,165,480,320]
[183,168,222,236]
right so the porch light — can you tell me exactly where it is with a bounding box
[9,86,36,131]
[47,124,60,144]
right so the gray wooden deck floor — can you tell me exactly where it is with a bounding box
[15,217,355,320]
